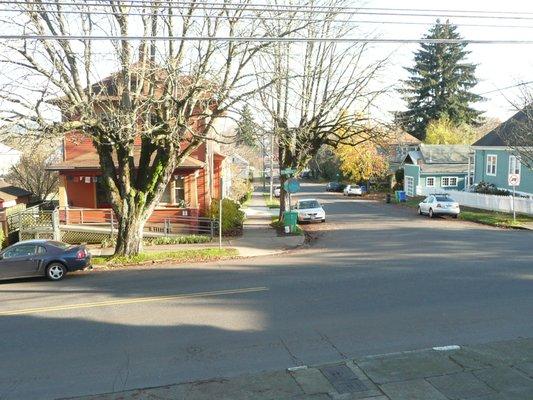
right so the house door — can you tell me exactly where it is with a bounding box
[405,176,414,196]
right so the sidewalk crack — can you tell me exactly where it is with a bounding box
[280,337,303,365]
[316,330,348,359]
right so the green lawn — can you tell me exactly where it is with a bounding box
[263,193,280,209]
[393,195,533,229]
[92,248,238,267]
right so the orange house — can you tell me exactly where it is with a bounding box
[49,135,225,220]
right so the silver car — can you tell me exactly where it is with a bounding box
[343,184,363,196]
[418,194,460,218]
[295,198,326,223]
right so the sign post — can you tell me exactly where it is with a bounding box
[508,173,520,222]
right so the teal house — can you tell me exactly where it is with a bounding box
[473,108,533,197]
[403,144,471,197]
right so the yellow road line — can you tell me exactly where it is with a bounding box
[0,286,269,316]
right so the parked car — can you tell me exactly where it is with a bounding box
[274,185,281,197]
[0,239,91,281]
[343,184,363,196]
[295,198,326,223]
[418,194,460,218]
[326,182,345,192]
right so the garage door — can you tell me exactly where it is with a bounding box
[405,176,414,196]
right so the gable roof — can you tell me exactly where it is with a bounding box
[473,106,532,147]
[0,181,32,201]
[419,144,470,164]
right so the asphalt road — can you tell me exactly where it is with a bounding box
[1,183,532,400]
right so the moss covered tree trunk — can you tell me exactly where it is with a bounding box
[114,204,147,256]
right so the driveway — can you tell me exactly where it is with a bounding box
[0,183,532,400]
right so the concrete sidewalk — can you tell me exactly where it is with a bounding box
[66,337,533,399]
[89,189,304,258]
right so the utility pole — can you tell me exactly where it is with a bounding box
[269,130,274,201]
[262,134,266,190]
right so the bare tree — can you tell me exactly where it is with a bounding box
[503,89,533,168]
[6,151,59,202]
[0,1,301,255]
[254,1,388,215]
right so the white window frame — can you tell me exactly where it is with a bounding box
[508,155,521,176]
[441,176,458,187]
[426,177,435,187]
[486,154,497,176]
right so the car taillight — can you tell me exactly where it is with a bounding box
[436,203,442,208]
[76,249,86,259]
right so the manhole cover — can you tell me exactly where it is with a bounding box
[320,364,368,393]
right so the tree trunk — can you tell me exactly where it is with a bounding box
[114,205,147,256]
[278,174,287,219]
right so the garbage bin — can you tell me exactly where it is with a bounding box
[386,193,391,203]
[283,211,298,233]
[398,191,406,202]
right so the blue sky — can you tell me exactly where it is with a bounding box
[358,0,533,121]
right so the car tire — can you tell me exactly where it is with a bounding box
[46,262,67,281]
[321,219,326,223]
[428,208,434,218]
[417,207,422,215]
[453,214,459,219]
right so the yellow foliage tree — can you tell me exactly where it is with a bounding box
[337,141,389,183]
[425,115,477,144]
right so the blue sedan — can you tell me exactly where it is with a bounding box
[0,239,91,281]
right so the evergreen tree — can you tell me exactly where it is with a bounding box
[235,105,258,147]
[397,20,483,140]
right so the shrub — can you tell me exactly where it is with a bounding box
[0,228,4,250]
[475,181,510,196]
[209,198,245,235]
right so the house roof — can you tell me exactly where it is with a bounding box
[388,130,421,145]
[48,149,205,171]
[403,144,471,174]
[473,105,532,147]
[0,181,32,201]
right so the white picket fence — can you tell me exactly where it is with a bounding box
[418,188,533,215]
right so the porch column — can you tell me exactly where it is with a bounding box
[58,175,68,207]
[169,179,177,205]
[190,171,199,208]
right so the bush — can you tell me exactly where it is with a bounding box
[100,234,211,248]
[475,181,510,196]
[209,198,245,236]
[0,228,4,250]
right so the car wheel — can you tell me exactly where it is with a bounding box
[417,207,422,215]
[453,214,459,219]
[321,219,326,223]
[46,263,67,281]
[428,208,434,218]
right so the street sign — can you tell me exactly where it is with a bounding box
[508,173,520,186]
[284,178,300,193]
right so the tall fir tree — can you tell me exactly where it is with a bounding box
[397,20,483,140]
[235,105,259,147]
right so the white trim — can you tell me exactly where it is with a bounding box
[441,176,458,187]
[486,154,497,176]
[426,176,435,187]
[472,145,533,150]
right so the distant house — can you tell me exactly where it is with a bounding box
[472,108,533,197]
[0,180,32,210]
[403,144,472,196]
[0,144,21,176]
[383,130,421,173]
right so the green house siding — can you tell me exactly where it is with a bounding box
[475,149,533,194]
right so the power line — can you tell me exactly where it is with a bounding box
[2,6,533,29]
[479,81,533,95]
[1,34,533,44]
[3,0,533,20]
[4,0,533,17]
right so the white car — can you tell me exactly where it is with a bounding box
[274,186,281,198]
[295,198,326,223]
[343,184,363,196]
[418,194,460,218]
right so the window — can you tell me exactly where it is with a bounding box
[161,177,185,205]
[426,177,435,187]
[175,177,185,202]
[2,245,37,259]
[441,177,458,187]
[486,154,497,176]
[509,155,521,175]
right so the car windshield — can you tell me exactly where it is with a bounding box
[435,196,454,202]
[299,200,320,209]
